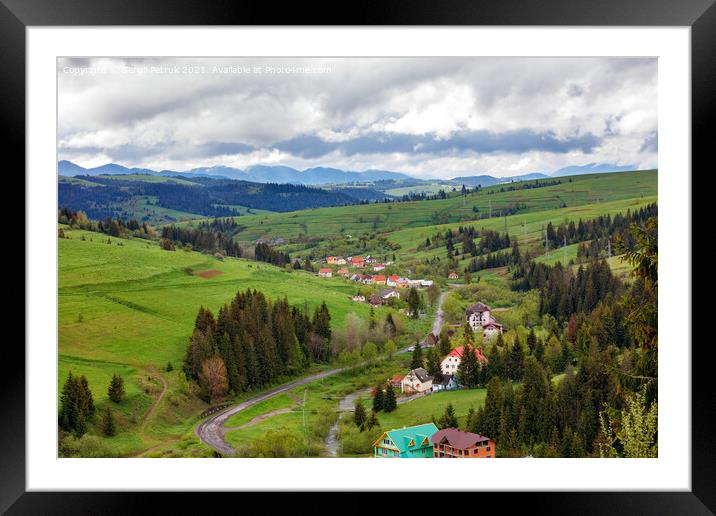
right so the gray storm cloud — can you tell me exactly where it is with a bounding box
[57,56,657,178]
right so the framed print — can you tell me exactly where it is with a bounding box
[3,0,712,512]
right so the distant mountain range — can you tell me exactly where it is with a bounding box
[58,161,412,185]
[58,160,642,187]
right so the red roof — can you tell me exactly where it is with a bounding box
[374,275,386,281]
[448,346,488,364]
[389,374,405,384]
[388,275,400,281]
[319,268,332,273]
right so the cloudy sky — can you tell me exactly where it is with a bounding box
[57,57,657,179]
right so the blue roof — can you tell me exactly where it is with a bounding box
[383,423,439,454]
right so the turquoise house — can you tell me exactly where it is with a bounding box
[372,423,439,458]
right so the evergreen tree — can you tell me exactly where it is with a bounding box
[407,288,422,319]
[527,328,537,353]
[383,384,397,412]
[508,337,525,381]
[101,407,116,437]
[457,344,481,388]
[107,374,125,404]
[426,347,442,381]
[354,399,367,429]
[365,411,379,430]
[518,357,552,446]
[481,376,504,439]
[439,326,451,356]
[373,384,384,412]
[438,403,459,429]
[58,371,95,437]
[410,341,424,370]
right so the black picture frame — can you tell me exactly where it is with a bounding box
[4,0,710,512]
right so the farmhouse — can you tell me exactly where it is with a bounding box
[334,257,347,265]
[440,346,488,375]
[431,428,496,458]
[387,275,400,287]
[318,268,333,278]
[431,374,458,392]
[374,275,387,285]
[448,271,459,280]
[337,267,350,277]
[373,264,386,272]
[482,321,504,340]
[373,423,439,458]
[401,367,433,394]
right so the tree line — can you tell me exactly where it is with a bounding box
[182,289,332,402]
[161,224,243,257]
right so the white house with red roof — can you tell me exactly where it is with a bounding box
[318,268,333,278]
[350,256,366,268]
[387,275,400,287]
[440,346,488,376]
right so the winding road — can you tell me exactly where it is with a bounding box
[195,289,451,455]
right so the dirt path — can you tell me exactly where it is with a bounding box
[139,372,168,436]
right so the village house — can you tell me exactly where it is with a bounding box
[440,346,488,376]
[365,255,376,264]
[334,257,347,265]
[337,267,350,277]
[401,367,433,394]
[318,268,333,278]
[424,332,438,347]
[448,271,459,280]
[431,374,458,392]
[431,428,496,458]
[373,263,386,272]
[388,374,404,390]
[350,273,361,282]
[374,275,387,285]
[350,256,366,268]
[369,293,383,306]
[466,301,505,337]
[326,256,337,264]
[396,278,410,289]
[387,275,400,287]
[351,294,365,302]
[482,321,504,340]
[360,274,374,285]
[373,423,439,458]
[380,289,400,301]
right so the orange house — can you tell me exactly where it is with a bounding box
[431,428,496,458]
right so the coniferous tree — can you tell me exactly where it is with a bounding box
[439,326,451,356]
[373,384,384,412]
[410,341,424,370]
[426,347,442,381]
[58,371,95,436]
[101,406,116,437]
[457,343,481,388]
[354,399,367,429]
[508,337,525,381]
[108,374,125,404]
[383,384,397,412]
[365,411,379,430]
[438,403,459,429]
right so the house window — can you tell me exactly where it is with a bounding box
[486,447,491,451]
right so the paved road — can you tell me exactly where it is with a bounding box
[196,289,451,455]
[195,367,346,456]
